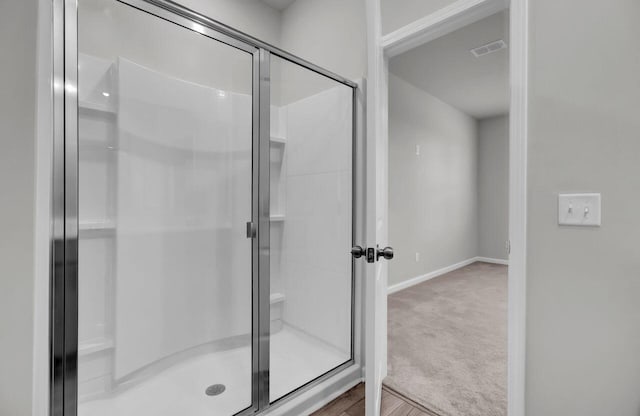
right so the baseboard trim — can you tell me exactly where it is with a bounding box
[387,256,509,294]
[476,256,509,265]
[387,257,477,295]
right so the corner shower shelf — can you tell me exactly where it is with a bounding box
[270,136,286,145]
[270,214,285,222]
[270,293,285,304]
[79,220,116,236]
[78,337,114,357]
[79,100,116,115]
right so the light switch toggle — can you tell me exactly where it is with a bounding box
[558,193,601,226]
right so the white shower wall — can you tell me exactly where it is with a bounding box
[78,52,352,398]
[77,53,255,393]
[276,87,353,353]
[114,58,253,379]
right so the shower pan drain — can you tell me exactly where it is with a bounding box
[205,384,226,396]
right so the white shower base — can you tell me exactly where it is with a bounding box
[79,325,348,416]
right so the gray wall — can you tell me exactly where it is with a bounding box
[381,0,457,35]
[388,74,478,287]
[478,115,509,260]
[181,0,282,45]
[280,0,366,81]
[0,0,38,414]
[278,0,366,104]
[526,0,640,414]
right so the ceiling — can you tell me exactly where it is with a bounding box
[259,0,297,11]
[389,11,509,119]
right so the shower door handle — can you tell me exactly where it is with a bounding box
[246,221,256,239]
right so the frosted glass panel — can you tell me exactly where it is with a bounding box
[269,55,354,402]
[77,1,253,415]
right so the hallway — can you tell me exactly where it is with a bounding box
[385,262,508,416]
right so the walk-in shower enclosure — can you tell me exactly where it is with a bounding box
[51,1,360,415]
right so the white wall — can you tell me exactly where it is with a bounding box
[0,0,38,414]
[388,74,478,287]
[478,115,509,260]
[526,1,640,414]
[381,0,458,35]
[180,0,282,46]
[280,0,367,82]
[277,0,366,105]
[110,58,253,380]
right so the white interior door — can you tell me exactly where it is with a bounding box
[364,3,390,412]
[363,110,390,414]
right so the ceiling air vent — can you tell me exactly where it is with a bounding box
[470,40,507,58]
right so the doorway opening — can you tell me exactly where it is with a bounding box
[385,9,510,416]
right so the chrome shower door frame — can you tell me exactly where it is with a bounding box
[51,1,359,415]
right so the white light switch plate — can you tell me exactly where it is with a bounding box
[558,193,601,226]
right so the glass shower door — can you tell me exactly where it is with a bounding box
[268,55,355,402]
[76,1,255,415]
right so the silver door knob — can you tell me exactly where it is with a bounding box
[377,246,394,261]
[351,245,365,258]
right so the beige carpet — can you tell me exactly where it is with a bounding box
[385,262,507,416]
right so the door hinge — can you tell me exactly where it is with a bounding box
[506,240,511,254]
